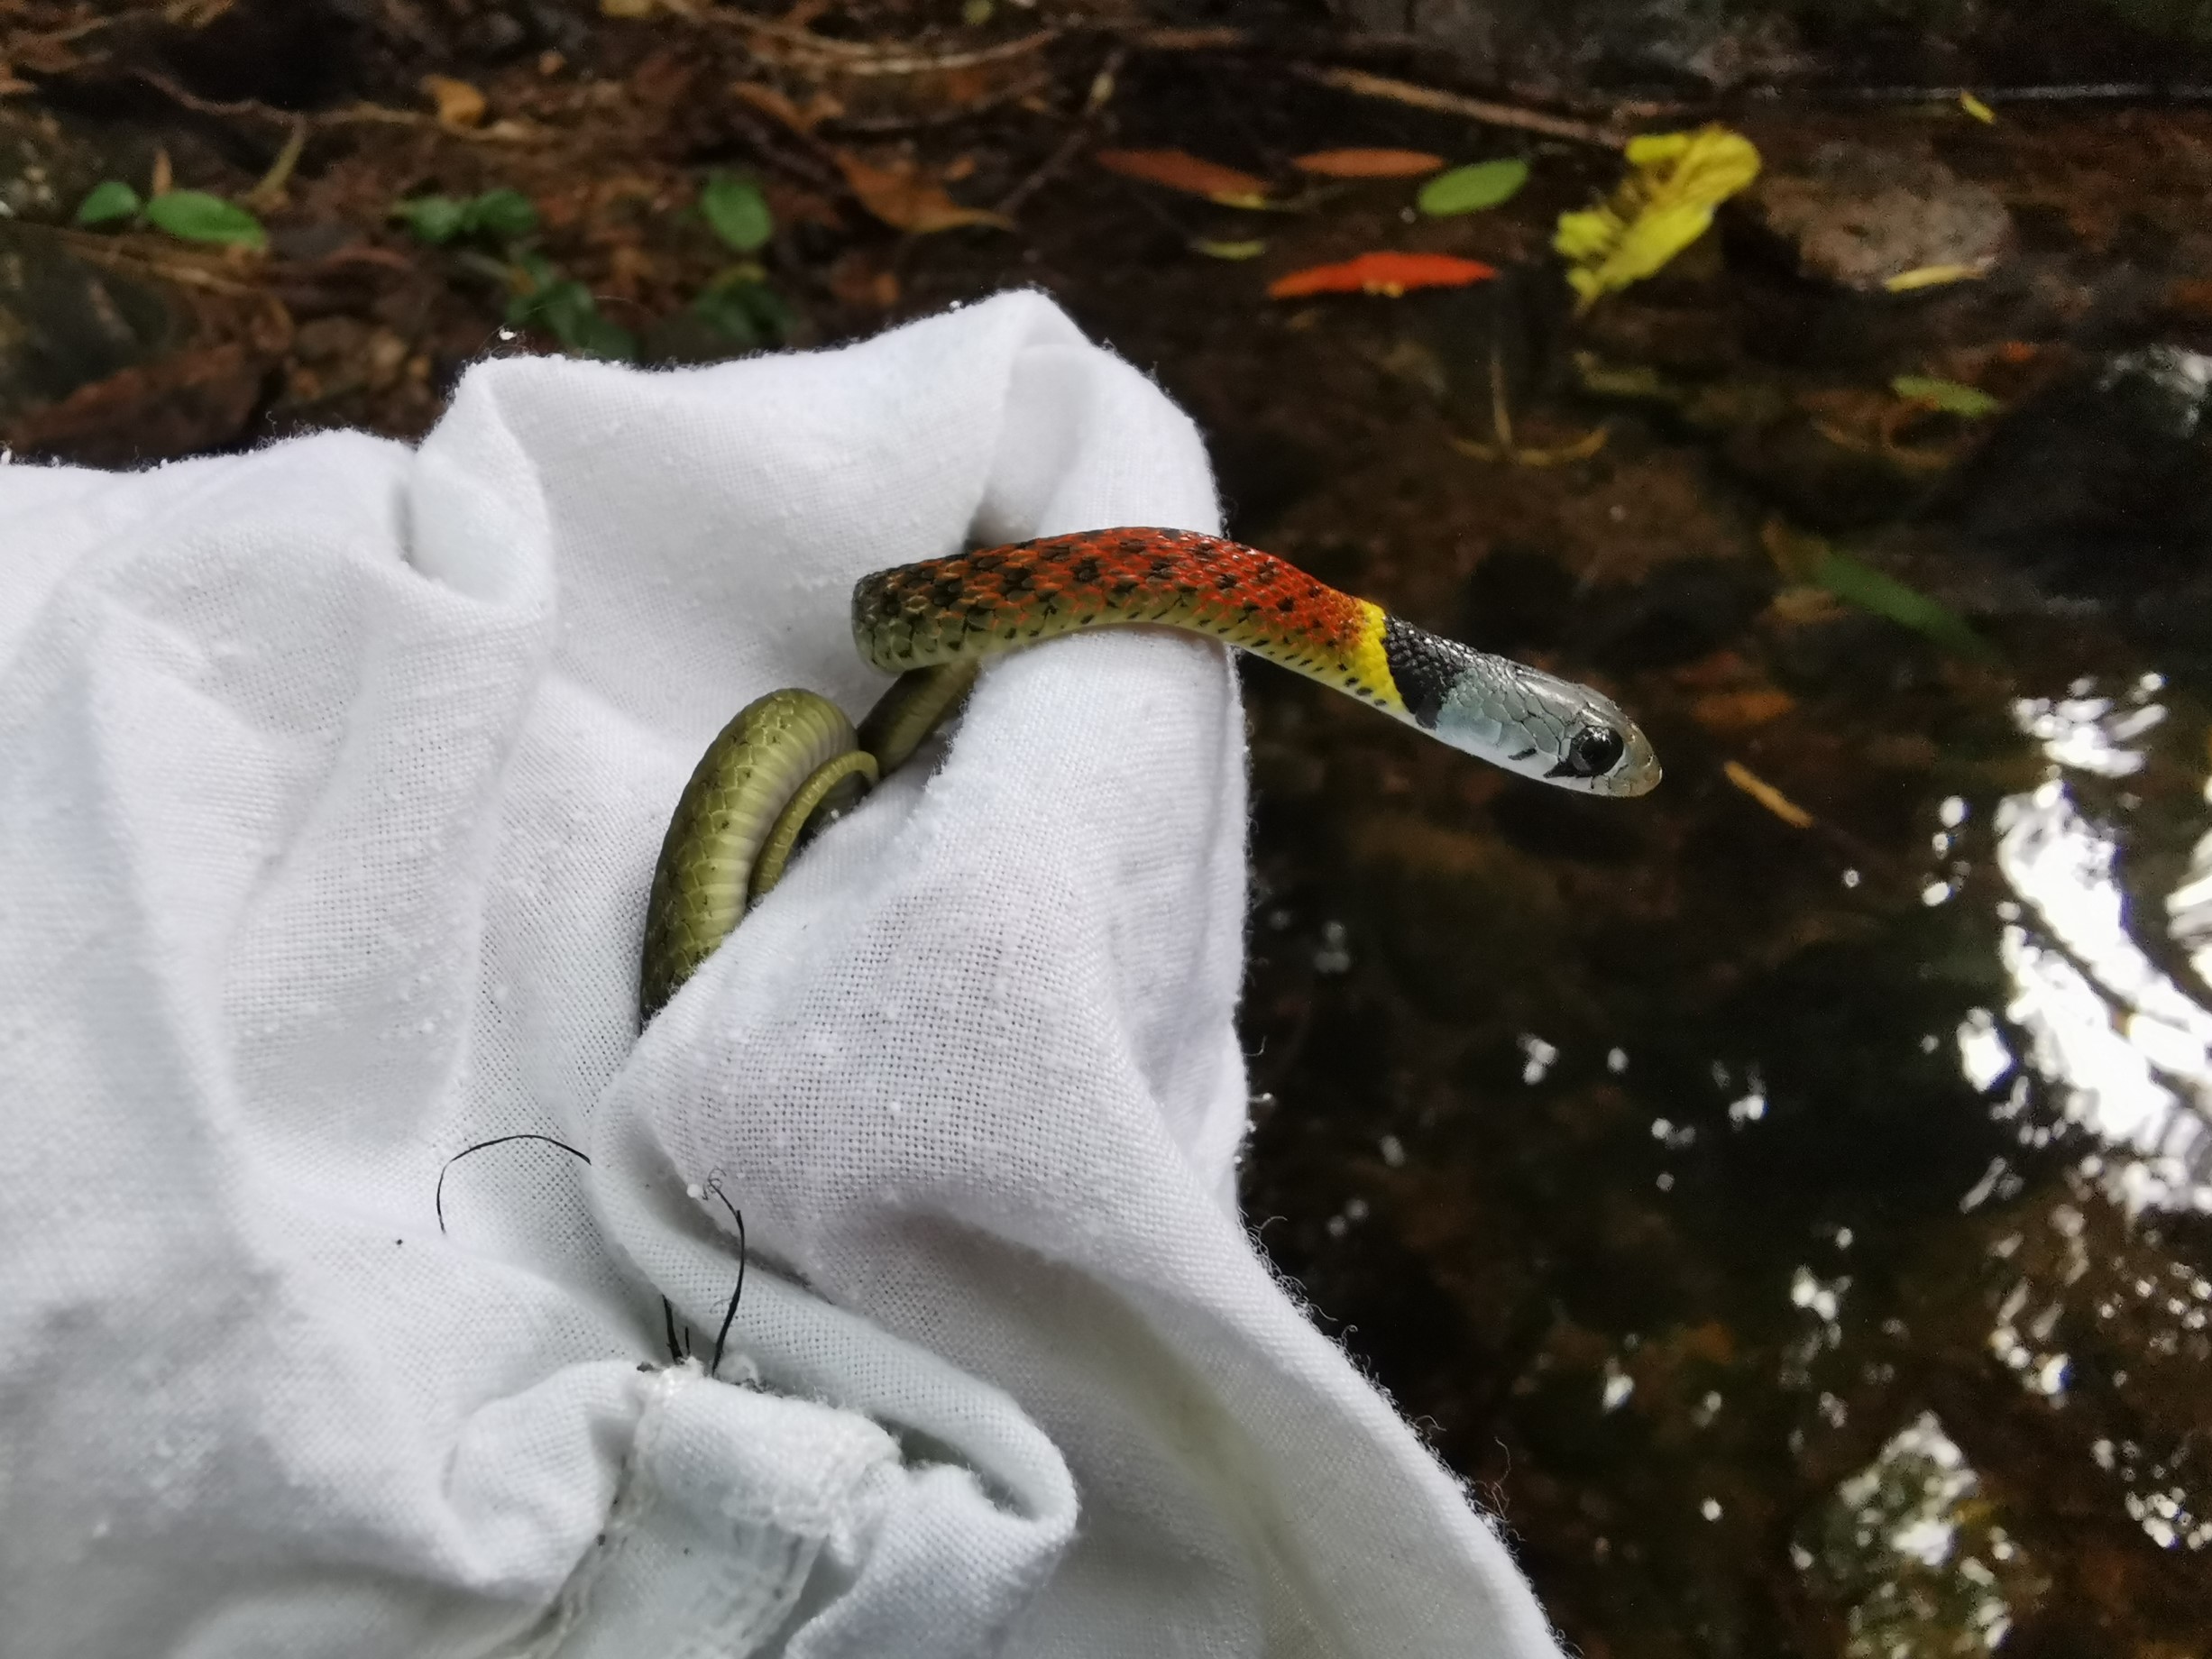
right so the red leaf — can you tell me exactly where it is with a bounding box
[1095,148,1270,204]
[1266,251,1498,298]
[1291,148,1446,179]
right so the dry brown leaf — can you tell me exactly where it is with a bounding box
[835,151,1012,234]
[1094,148,1270,206]
[151,147,173,197]
[828,251,901,309]
[730,81,845,133]
[1292,148,1445,179]
[422,74,487,130]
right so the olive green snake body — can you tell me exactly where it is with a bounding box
[639,527,1658,1023]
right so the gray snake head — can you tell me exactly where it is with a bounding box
[1434,652,1661,798]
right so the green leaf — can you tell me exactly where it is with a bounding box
[700,175,774,253]
[393,195,469,243]
[1417,159,1528,216]
[510,250,559,292]
[505,261,637,361]
[1762,518,1996,661]
[143,191,266,249]
[464,188,538,243]
[1189,237,1268,261]
[1817,548,1997,661]
[1889,374,2002,418]
[75,180,142,226]
[693,288,762,350]
[567,310,638,362]
[693,276,793,349]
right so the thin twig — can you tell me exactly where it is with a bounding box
[712,7,1060,76]
[18,223,266,295]
[1292,65,1629,149]
[996,45,1125,217]
[243,116,307,210]
[133,67,544,144]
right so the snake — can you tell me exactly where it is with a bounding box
[638,527,1659,1022]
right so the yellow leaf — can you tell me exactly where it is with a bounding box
[422,74,487,130]
[1959,90,1996,124]
[1189,238,1267,260]
[1552,125,1760,311]
[1883,261,1988,292]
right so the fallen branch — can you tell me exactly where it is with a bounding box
[1293,65,1629,148]
[711,8,1060,77]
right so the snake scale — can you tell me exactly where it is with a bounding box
[639,527,1659,1023]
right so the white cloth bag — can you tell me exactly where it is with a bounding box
[0,290,1565,1658]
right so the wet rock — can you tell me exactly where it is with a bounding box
[1583,559,1778,673]
[1747,142,2013,293]
[1719,408,1929,530]
[1319,0,1811,93]
[1461,545,1578,654]
[0,109,107,226]
[0,228,177,426]
[1346,814,1564,1017]
[153,0,362,108]
[1941,345,2212,637]
[1766,610,1937,697]
[6,342,270,468]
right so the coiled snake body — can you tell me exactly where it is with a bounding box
[639,527,1658,1022]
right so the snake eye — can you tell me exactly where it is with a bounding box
[1565,726,1626,778]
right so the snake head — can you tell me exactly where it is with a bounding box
[1435,659,1662,798]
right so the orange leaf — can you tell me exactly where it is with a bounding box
[836,151,1012,235]
[1691,688,1796,732]
[1292,148,1445,179]
[1095,147,1271,205]
[1267,251,1497,298]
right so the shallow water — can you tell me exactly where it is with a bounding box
[916,96,2212,1657]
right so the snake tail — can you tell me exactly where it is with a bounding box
[855,660,981,774]
[851,527,1658,796]
[639,688,867,1022]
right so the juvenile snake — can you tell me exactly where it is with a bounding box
[638,527,1659,1022]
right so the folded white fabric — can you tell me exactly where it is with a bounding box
[0,290,1565,1658]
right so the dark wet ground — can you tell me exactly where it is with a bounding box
[7,10,2212,1653]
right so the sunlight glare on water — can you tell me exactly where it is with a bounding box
[1989,683,2212,1215]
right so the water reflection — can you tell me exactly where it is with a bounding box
[1801,1414,2042,1659]
[1987,683,2212,1214]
